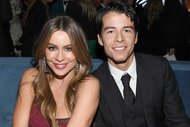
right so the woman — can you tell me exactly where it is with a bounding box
[13,16,99,127]
[21,0,50,56]
[65,0,97,58]
[9,0,23,56]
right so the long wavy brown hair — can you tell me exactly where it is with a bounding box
[23,0,49,25]
[32,16,92,127]
[144,0,163,29]
[80,0,97,21]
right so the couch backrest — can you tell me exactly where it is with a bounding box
[0,57,33,127]
[169,61,190,118]
[0,58,189,127]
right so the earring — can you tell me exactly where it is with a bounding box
[39,57,50,73]
[74,62,79,74]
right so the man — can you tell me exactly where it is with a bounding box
[94,2,190,127]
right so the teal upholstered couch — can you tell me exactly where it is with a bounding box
[0,57,103,127]
[0,57,190,127]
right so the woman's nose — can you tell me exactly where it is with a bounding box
[56,50,64,62]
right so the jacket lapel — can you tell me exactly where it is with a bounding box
[99,62,125,127]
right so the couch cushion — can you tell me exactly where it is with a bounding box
[0,57,33,127]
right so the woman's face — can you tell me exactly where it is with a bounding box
[45,30,77,77]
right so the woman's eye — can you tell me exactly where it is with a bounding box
[48,46,56,51]
[65,47,72,51]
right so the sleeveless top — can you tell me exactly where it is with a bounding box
[29,106,69,127]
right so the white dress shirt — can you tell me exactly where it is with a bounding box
[108,57,137,98]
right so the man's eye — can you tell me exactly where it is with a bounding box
[124,28,135,33]
[107,30,114,34]
[124,29,131,33]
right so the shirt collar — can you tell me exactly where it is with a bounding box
[108,57,137,82]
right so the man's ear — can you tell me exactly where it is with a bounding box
[97,34,103,46]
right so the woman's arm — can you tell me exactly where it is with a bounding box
[12,68,36,127]
[67,76,100,127]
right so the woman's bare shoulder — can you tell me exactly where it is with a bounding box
[78,75,100,93]
[20,67,38,85]
[17,68,38,99]
[84,75,99,86]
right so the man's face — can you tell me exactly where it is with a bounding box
[98,11,138,70]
